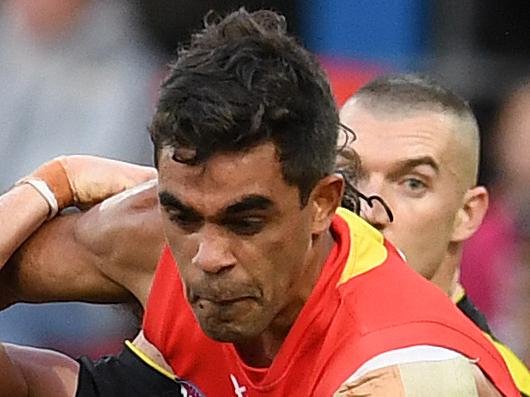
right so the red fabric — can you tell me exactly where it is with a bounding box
[318,56,387,106]
[144,213,518,396]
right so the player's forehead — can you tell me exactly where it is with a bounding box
[341,103,456,173]
[157,143,297,216]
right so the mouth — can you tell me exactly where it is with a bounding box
[188,285,261,306]
[195,296,256,306]
[193,297,257,322]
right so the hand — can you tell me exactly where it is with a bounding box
[62,155,157,208]
[30,155,157,210]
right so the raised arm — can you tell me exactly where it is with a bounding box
[0,155,164,309]
[0,184,50,267]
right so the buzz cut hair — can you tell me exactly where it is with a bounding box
[348,74,476,122]
[344,73,481,185]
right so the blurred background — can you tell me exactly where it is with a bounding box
[0,0,528,364]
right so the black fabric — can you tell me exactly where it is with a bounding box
[75,344,206,397]
[457,294,494,336]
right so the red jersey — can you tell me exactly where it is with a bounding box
[143,208,518,396]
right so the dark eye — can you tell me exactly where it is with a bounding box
[226,218,265,236]
[169,212,202,232]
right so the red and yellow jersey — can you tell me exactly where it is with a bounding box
[143,208,518,396]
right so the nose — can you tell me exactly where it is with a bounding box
[191,228,236,274]
[358,178,392,231]
[360,198,392,231]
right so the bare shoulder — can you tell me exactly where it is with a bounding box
[77,180,166,304]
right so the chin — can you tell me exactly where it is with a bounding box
[202,326,242,343]
[191,299,268,342]
[198,317,264,343]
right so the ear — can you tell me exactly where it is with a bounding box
[309,174,344,235]
[451,186,488,243]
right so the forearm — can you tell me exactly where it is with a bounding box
[0,156,158,308]
[1,211,134,306]
[0,182,163,308]
[0,156,77,269]
[0,184,50,268]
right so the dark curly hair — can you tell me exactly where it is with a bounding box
[149,9,339,205]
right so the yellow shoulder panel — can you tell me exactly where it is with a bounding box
[336,207,388,285]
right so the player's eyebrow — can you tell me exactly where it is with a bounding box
[224,195,274,215]
[158,191,201,217]
[392,156,440,175]
[159,191,273,219]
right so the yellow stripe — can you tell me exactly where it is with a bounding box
[125,340,177,381]
[336,207,388,285]
[454,288,530,395]
[484,336,530,396]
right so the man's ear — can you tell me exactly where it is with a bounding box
[451,186,489,243]
[309,174,344,235]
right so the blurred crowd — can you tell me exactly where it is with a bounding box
[461,80,530,364]
[0,0,527,366]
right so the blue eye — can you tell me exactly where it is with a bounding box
[405,178,426,190]
[400,177,428,198]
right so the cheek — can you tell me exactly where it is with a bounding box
[387,197,458,272]
[245,233,296,282]
[393,193,457,233]
[252,218,312,294]
[161,222,197,269]
[270,220,312,281]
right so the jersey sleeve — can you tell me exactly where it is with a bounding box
[75,344,187,397]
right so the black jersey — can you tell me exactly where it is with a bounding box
[456,293,494,335]
[76,343,205,397]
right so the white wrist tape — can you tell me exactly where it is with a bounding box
[15,177,59,220]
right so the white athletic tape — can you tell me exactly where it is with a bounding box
[15,177,59,220]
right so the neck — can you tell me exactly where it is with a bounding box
[430,242,462,297]
[235,230,336,367]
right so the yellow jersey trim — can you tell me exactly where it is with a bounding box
[454,288,530,395]
[336,208,388,285]
[483,335,530,396]
[125,340,177,381]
